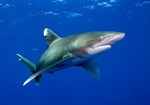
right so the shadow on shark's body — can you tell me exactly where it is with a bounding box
[17,28,125,86]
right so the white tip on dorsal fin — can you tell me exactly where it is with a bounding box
[43,28,61,46]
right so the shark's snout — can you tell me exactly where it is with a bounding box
[111,33,125,42]
[107,33,125,45]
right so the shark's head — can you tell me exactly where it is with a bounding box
[82,32,125,56]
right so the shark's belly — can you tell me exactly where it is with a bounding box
[46,54,96,73]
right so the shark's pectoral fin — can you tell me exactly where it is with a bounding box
[44,28,61,47]
[23,53,73,86]
[78,59,100,80]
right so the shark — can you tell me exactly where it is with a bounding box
[16,28,125,86]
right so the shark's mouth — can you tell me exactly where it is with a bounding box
[85,33,125,55]
[85,45,111,55]
[93,33,125,48]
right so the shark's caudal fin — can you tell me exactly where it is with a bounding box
[16,54,40,86]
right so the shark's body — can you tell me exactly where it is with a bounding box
[17,28,125,86]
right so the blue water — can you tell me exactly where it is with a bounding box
[0,0,150,105]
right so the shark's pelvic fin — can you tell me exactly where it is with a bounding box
[78,59,100,80]
[43,28,61,47]
[16,54,40,86]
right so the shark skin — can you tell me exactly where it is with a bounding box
[17,28,125,86]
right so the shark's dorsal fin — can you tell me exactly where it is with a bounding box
[44,28,61,46]
[78,59,100,80]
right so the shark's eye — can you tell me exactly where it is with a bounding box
[99,37,103,41]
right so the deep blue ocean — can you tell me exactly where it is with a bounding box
[0,0,150,105]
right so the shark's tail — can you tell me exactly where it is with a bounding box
[16,54,40,86]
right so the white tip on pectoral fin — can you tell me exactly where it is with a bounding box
[23,53,72,86]
[23,69,45,86]
[23,75,36,86]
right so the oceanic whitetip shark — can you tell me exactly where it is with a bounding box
[16,28,125,86]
